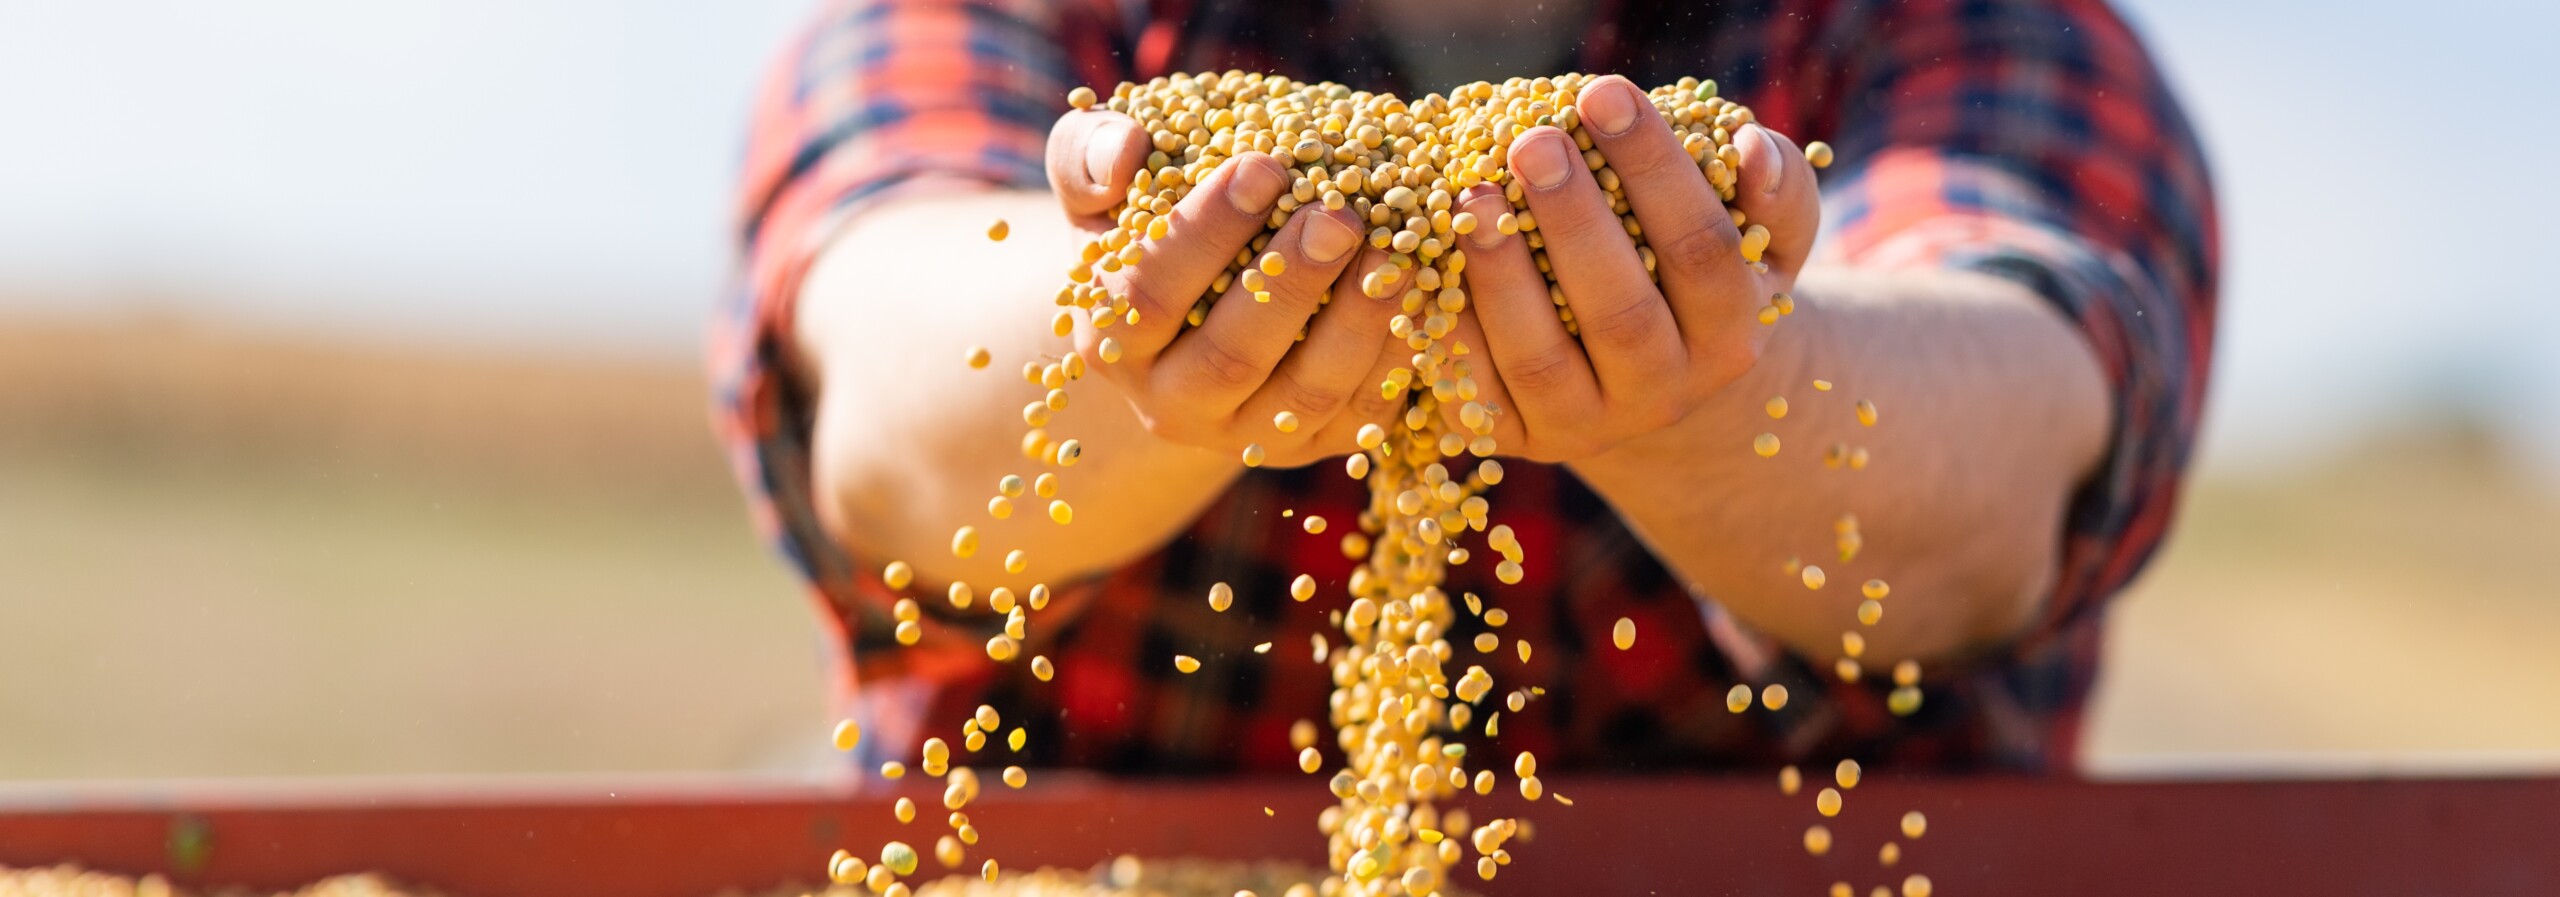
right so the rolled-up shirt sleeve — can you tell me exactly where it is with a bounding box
[1810,0,2219,650]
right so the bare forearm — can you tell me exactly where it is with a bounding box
[1568,266,2111,665]
[796,188,1237,589]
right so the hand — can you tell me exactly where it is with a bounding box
[1045,110,1407,468]
[1440,75,1821,463]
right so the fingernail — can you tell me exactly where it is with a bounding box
[1583,78,1640,137]
[1513,132,1573,190]
[1302,212,1358,263]
[1226,155,1286,216]
[1753,125,1787,196]
[1085,120,1136,186]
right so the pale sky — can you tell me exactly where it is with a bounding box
[1,0,2553,475]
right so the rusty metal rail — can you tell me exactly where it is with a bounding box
[2,774,2552,895]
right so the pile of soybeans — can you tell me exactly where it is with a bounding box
[832,71,1928,897]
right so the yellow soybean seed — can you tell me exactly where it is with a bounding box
[1753,432,1780,457]
[1302,515,1326,534]
[1253,641,1271,653]
[829,850,865,885]
[1241,443,1266,466]
[1008,727,1026,751]
[1803,565,1827,590]
[1051,309,1075,337]
[1291,573,1317,601]
[1766,396,1788,419]
[996,475,1024,499]
[1035,472,1058,497]
[1813,379,1833,391]
[1356,423,1388,450]
[1516,640,1532,663]
[1474,632,1499,653]
[1843,631,1867,658]
[1209,582,1234,612]
[1098,337,1123,364]
[1066,85,1097,109]
[1274,410,1301,432]
[1894,659,1922,687]
[894,796,917,823]
[1612,616,1637,650]
[1739,224,1770,262]
[880,841,919,876]
[986,219,1010,241]
[1495,559,1523,584]
[936,835,964,868]
[1831,885,1853,897]
[983,859,999,882]
[1031,654,1054,681]
[1049,500,1072,524]
[895,620,922,645]
[1519,775,1543,801]
[1856,399,1879,426]
[951,526,978,558]
[1003,550,1027,574]
[1726,684,1753,713]
[1780,765,1803,795]
[1903,874,1932,897]
[893,598,921,622]
[1299,747,1323,773]
[1003,766,1027,788]
[1837,759,1863,789]
[831,719,862,751]
[1346,453,1371,479]
[1762,684,1790,711]
[1817,787,1843,817]
[962,729,987,752]
[985,635,1017,661]
[883,560,914,590]
[1858,599,1885,625]
[1803,824,1832,856]
[987,496,1013,519]
[1863,579,1892,600]
[1806,140,1834,168]
[1880,841,1902,867]
[1479,458,1505,484]
[1902,810,1929,839]
[1174,654,1201,673]
[1836,657,1862,682]
[1259,252,1286,276]
[881,761,906,779]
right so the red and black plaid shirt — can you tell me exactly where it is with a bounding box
[712,0,2217,774]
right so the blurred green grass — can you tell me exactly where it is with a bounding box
[1,319,2553,780]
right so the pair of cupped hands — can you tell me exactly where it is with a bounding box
[1048,75,1821,468]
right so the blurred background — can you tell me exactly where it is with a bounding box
[1,0,2554,782]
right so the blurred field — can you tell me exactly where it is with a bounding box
[2,318,2555,780]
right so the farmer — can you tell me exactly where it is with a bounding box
[713,0,2215,773]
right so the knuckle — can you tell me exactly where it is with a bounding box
[1272,369,1347,420]
[1186,327,1264,392]
[1498,345,1584,397]
[1572,299,1664,356]
[1653,219,1739,271]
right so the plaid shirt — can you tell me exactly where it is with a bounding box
[713,0,2217,774]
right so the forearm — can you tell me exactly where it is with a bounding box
[796,187,1238,590]
[1567,265,2111,665]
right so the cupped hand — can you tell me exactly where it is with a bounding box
[1440,75,1822,463]
[1045,110,1408,468]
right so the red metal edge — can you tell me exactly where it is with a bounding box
[2,774,2556,896]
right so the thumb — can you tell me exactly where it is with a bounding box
[1046,109,1148,224]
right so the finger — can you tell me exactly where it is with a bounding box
[1506,125,1684,398]
[1099,152,1291,365]
[1046,110,1147,223]
[1454,184,1598,441]
[1573,76,1757,336]
[1436,308,1529,456]
[1731,123,1822,275]
[1239,243,1400,437]
[1303,323,1413,461]
[1158,203,1365,413]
